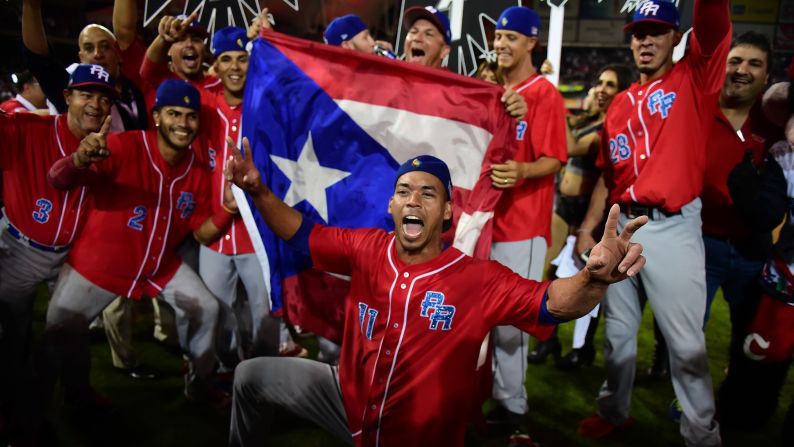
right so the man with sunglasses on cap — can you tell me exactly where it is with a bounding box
[483,7,568,437]
[225,136,648,446]
[0,64,115,443]
[574,1,731,444]
[44,79,238,406]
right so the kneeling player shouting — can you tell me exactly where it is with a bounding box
[225,139,647,447]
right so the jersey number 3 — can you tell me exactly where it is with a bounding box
[127,206,147,231]
[32,198,53,224]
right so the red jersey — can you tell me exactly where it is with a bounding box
[202,89,254,255]
[597,26,731,212]
[0,96,35,114]
[308,225,554,447]
[701,102,782,238]
[68,130,212,298]
[492,74,567,244]
[0,113,88,247]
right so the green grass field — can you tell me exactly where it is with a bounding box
[30,288,792,447]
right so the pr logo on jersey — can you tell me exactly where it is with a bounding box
[176,192,196,219]
[419,291,456,331]
[516,121,528,141]
[647,89,676,119]
[358,302,378,340]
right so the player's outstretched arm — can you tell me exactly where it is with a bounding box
[113,0,138,52]
[21,0,48,56]
[224,136,303,240]
[545,204,647,320]
[48,116,112,190]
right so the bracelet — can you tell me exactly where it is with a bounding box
[575,228,592,234]
[222,204,239,215]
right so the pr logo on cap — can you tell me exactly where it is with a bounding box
[639,1,660,16]
[89,65,110,82]
[184,96,190,105]
[412,158,422,167]
[236,38,243,47]
[501,17,508,26]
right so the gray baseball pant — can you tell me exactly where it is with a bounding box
[42,262,219,397]
[229,357,352,447]
[0,227,67,437]
[596,198,721,447]
[199,246,280,367]
[490,236,546,414]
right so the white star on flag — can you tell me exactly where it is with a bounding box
[270,131,351,223]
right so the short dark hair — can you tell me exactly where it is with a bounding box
[732,31,772,72]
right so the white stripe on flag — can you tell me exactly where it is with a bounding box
[335,99,491,190]
[453,210,494,256]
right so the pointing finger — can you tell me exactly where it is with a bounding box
[601,204,620,241]
[226,136,244,160]
[98,115,112,136]
[241,137,252,159]
[183,10,199,27]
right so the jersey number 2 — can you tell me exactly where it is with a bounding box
[127,206,147,231]
[32,198,53,224]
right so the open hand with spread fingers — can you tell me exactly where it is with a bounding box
[73,116,112,168]
[585,204,648,284]
[224,136,265,196]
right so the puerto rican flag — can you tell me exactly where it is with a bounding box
[236,30,517,343]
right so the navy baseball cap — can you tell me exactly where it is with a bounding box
[212,26,248,56]
[324,14,368,46]
[403,6,451,44]
[154,79,200,112]
[624,0,680,32]
[66,64,117,98]
[175,14,209,38]
[496,6,541,38]
[394,155,452,201]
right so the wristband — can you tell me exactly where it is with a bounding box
[222,204,238,214]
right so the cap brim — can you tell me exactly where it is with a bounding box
[624,19,678,32]
[403,6,446,41]
[67,82,118,99]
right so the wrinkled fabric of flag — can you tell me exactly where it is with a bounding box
[238,30,517,343]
